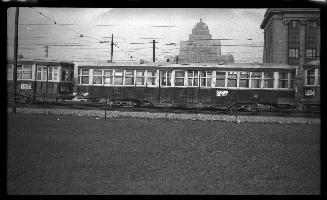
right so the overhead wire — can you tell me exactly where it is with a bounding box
[28,7,140,61]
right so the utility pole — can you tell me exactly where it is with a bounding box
[12,7,19,113]
[153,40,155,62]
[111,34,113,62]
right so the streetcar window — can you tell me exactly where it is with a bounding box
[82,76,89,84]
[17,65,22,80]
[49,67,53,81]
[125,70,134,86]
[200,71,212,87]
[104,70,113,85]
[278,72,288,88]
[53,67,59,81]
[147,70,156,86]
[42,67,47,81]
[82,69,89,75]
[62,66,71,82]
[188,70,198,87]
[215,71,226,87]
[160,70,172,86]
[263,72,274,88]
[227,72,237,87]
[79,69,90,84]
[37,66,42,80]
[93,69,103,84]
[175,71,185,86]
[136,70,145,86]
[251,72,262,88]
[306,69,315,86]
[239,72,250,88]
[114,70,123,85]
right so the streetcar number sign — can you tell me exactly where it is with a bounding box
[20,83,32,90]
[216,90,228,96]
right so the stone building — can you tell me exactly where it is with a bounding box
[260,8,320,107]
[179,19,234,64]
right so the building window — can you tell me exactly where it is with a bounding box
[308,21,317,28]
[215,71,226,87]
[146,70,156,86]
[306,49,316,59]
[263,72,274,88]
[251,72,262,88]
[93,69,103,84]
[306,69,315,86]
[7,64,13,80]
[239,72,250,88]
[104,70,113,85]
[160,70,172,86]
[78,69,89,85]
[289,48,299,58]
[125,70,135,86]
[227,71,237,87]
[175,71,185,86]
[200,71,212,87]
[136,70,146,86]
[291,20,298,28]
[278,72,288,88]
[187,70,199,87]
[114,70,123,85]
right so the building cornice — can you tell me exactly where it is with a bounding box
[260,8,320,29]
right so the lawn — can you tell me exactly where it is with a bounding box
[6,113,320,194]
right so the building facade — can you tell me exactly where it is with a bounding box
[179,19,234,64]
[260,8,320,107]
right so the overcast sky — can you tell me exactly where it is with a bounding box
[7,8,266,63]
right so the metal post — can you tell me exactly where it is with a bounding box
[43,92,46,115]
[12,7,19,113]
[46,66,49,99]
[33,64,37,103]
[158,70,161,104]
[111,34,113,62]
[198,71,201,103]
[153,40,155,62]
[105,96,107,120]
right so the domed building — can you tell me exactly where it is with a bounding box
[179,18,234,64]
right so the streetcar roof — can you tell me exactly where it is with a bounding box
[7,58,75,66]
[76,61,296,70]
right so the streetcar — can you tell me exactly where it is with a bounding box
[74,61,298,110]
[7,58,75,103]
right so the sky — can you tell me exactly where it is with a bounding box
[7,8,266,63]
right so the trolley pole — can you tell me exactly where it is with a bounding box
[111,34,113,62]
[153,40,155,62]
[12,7,19,113]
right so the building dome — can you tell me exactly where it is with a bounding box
[192,18,210,35]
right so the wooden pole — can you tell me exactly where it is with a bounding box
[12,7,19,113]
